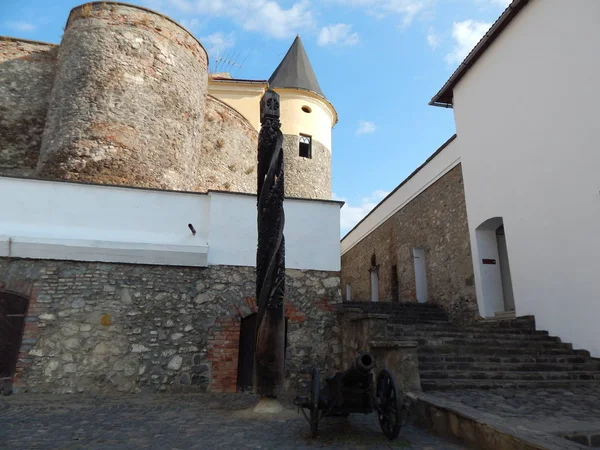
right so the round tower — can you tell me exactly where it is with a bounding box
[268,36,337,200]
[37,2,208,190]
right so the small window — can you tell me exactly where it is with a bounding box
[299,134,312,158]
[301,105,312,113]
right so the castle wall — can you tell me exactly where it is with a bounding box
[1,258,341,394]
[198,96,258,193]
[36,3,208,191]
[341,164,478,322]
[0,176,342,272]
[283,135,331,199]
[0,38,57,178]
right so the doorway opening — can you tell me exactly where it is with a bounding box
[369,254,379,302]
[475,217,515,316]
[0,291,29,385]
[391,265,399,303]
[412,248,428,303]
[236,313,256,391]
[236,313,288,392]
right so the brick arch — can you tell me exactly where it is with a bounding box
[206,297,255,393]
[207,296,307,393]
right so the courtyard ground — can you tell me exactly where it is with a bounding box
[0,392,467,449]
[417,387,600,449]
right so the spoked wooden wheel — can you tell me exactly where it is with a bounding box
[309,367,320,438]
[376,369,402,440]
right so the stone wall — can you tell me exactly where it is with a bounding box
[283,135,331,200]
[197,96,258,193]
[36,3,208,191]
[0,258,341,394]
[0,38,57,178]
[341,164,478,322]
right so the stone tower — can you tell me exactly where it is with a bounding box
[268,36,337,200]
[36,3,209,191]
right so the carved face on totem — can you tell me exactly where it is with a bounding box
[260,89,280,124]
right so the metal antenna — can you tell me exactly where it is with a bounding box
[209,49,244,75]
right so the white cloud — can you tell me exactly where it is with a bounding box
[335,190,389,235]
[426,27,440,50]
[317,24,359,46]
[445,19,491,65]
[488,0,511,7]
[5,21,36,32]
[331,0,431,27]
[167,0,314,39]
[180,18,201,31]
[201,31,236,54]
[356,120,376,135]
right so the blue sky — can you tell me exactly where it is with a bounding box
[1,0,509,234]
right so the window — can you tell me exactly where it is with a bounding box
[299,134,312,158]
[301,105,312,113]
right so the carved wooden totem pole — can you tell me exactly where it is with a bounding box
[254,89,286,397]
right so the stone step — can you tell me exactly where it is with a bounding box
[419,361,600,372]
[342,301,445,310]
[420,379,600,391]
[395,337,569,349]
[391,331,555,341]
[388,324,542,335]
[418,354,593,364]
[387,318,452,324]
[419,370,600,381]
[418,345,590,356]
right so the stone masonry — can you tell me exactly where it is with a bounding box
[283,135,331,199]
[36,3,209,190]
[341,164,478,323]
[0,258,341,394]
[0,38,58,178]
[0,2,333,201]
[197,96,258,194]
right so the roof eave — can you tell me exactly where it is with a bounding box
[429,0,530,108]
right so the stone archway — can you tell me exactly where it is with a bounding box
[0,291,29,390]
[475,217,515,317]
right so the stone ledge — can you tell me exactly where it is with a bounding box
[349,313,390,322]
[409,392,588,450]
[369,340,418,349]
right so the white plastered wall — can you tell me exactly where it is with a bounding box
[452,0,600,355]
[0,177,341,271]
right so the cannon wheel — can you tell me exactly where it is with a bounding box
[376,369,401,440]
[309,368,320,438]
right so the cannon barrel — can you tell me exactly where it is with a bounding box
[340,353,375,386]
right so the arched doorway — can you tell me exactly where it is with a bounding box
[475,218,515,316]
[0,291,29,387]
[236,313,256,391]
[236,313,287,392]
[370,254,379,302]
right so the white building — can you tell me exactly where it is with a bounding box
[343,0,600,356]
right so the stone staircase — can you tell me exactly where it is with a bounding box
[341,301,600,391]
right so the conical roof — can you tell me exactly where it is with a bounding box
[268,35,325,98]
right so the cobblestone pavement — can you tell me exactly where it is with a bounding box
[432,387,600,434]
[0,393,468,450]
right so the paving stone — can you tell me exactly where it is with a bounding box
[431,386,600,436]
[0,393,467,449]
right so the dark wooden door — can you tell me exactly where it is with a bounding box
[237,313,257,391]
[0,292,28,380]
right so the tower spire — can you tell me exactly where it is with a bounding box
[268,35,325,98]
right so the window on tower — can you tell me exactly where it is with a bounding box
[299,134,312,158]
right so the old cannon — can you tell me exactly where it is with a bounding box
[293,353,403,439]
